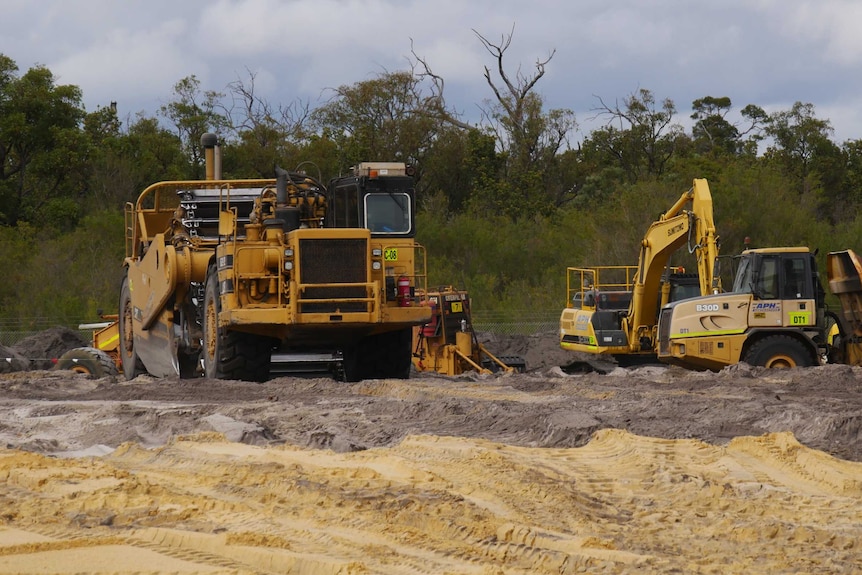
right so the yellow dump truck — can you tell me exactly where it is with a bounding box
[656,247,862,370]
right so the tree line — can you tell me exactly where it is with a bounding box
[2,33,862,329]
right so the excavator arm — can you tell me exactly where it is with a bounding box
[689,179,720,297]
[625,179,720,351]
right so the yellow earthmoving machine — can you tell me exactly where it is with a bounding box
[412,286,526,375]
[54,314,121,377]
[656,247,862,370]
[118,133,431,382]
[559,178,721,366]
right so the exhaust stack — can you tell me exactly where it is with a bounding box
[201,133,221,180]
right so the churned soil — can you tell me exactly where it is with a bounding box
[0,328,861,573]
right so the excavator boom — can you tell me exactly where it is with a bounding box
[628,178,720,348]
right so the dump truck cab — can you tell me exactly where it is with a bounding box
[328,162,415,236]
[657,247,829,369]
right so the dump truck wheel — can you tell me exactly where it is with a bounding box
[366,328,412,380]
[382,328,413,379]
[203,267,272,382]
[56,347,119,377]
[342,329,412,382]
[341,335,373,382]
[744,335,814,368]
[118,275,146,379]
[341,344,363,382]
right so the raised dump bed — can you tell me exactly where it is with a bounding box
[827,249,862,338]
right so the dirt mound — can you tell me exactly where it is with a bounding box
[2,366,862,573]
[0,343,29,373]
[12,327,88,370]
[479,330,575,371]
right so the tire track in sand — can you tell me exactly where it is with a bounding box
[2,429,862,573]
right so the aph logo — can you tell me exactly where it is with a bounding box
[753,302,781,311]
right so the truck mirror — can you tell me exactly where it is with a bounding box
[218,210,236,236]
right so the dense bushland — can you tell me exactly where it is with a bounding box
[2,48,861,332]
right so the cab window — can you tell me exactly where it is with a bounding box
[365,193,411,234]
[756,257,779,299]
[781,256,809,299]
[732,256,753,294]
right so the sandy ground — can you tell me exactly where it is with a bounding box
[1,331,862,573]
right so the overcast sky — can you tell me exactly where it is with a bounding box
[4,0,862,146]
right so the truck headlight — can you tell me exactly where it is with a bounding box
[372,261,382,270]
[372,248,383,257]
[284,261,293,271]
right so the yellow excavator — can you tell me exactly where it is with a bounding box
[559,178,721,366]
[412,286,526,375]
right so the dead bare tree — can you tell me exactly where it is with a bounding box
[223,68,312,145]
[410,28,576,213]
[408,40,474,131]
[474,25,559,158]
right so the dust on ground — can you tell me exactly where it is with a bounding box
[1,328,861,573]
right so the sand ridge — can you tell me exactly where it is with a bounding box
[1,343,861,573]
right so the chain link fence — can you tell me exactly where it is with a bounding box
[0,310,563,348]
[470,310,561,336]
[0,318,94,348]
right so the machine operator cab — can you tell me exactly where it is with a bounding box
[728,247,827,333]
[326,162,415,237]
[731,248,820,302]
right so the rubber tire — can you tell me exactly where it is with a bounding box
[743,334,815,368]
[118,275,146,379]
[337,344,363,383]
[381,328,413,379]
[341,328,413,382]
[177,352,201,379]
[56,347,119,377]
[341,343,363,383]
[203,267,272,382]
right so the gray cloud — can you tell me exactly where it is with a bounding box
[2,0,861,143]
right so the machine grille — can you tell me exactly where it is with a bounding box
[299,238,368,313]
[658,308,672,354]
